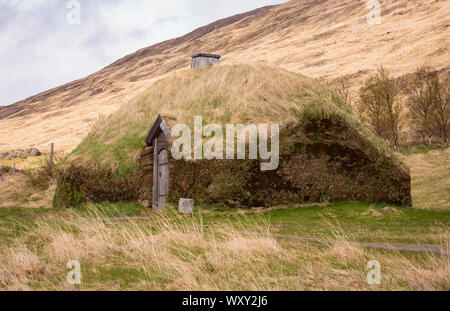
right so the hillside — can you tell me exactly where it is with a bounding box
[1,0,449,151]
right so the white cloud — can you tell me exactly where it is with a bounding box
[0,0,285,106]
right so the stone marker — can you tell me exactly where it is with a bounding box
[381,207,397,213]
[179,198,194,215]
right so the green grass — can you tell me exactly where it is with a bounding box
[262,202,448,244]
[1,201,447,248]
[81,265,152,289]
[198,201,449,245]
[399,143,446,156]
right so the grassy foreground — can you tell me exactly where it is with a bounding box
[0,148,448,290]
[0,201,448,290]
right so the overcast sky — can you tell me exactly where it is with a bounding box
[0,0,285,106]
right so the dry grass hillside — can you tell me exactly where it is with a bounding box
[0,0,449,151]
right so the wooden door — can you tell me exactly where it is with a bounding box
[152,137,159,210]
[158,149,169,209]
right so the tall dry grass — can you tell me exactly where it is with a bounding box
[0,150,65,208]
[0,173,56,208]
[0,173,27,207]
[0,207,448,291]
[401,147,450,210]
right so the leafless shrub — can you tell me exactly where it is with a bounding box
[403,66,436,144]
[431,75,450,147]
[403,66,450,147]
[357,66,403,150]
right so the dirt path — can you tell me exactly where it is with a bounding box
[275,235,450,255]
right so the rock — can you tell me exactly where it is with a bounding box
[28,148,41,156]
[0,166,11,173]
[140,200,150,208]
[179,198,194,215]
[90,88,104,96]
[0,148,41,159]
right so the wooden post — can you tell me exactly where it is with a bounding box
[152,137,159,210]
[49,143,54,169]
[12,162,15,177]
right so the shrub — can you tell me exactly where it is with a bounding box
[403,65,437,144]
[357,66,403,150]
[431,75,450,147]
[403,66,450,147]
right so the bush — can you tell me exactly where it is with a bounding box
[431,75,450,147]
[403,65,437,144]
[357,67,403,150]
[404,66,450,147]
[53,164,145,208]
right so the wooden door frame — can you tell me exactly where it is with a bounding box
[152,136,159,210]
[157,149,169,209]
[147,116,172,211]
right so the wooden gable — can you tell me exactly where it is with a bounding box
[145,115,172,146]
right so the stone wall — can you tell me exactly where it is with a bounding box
[0,148,41,160]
